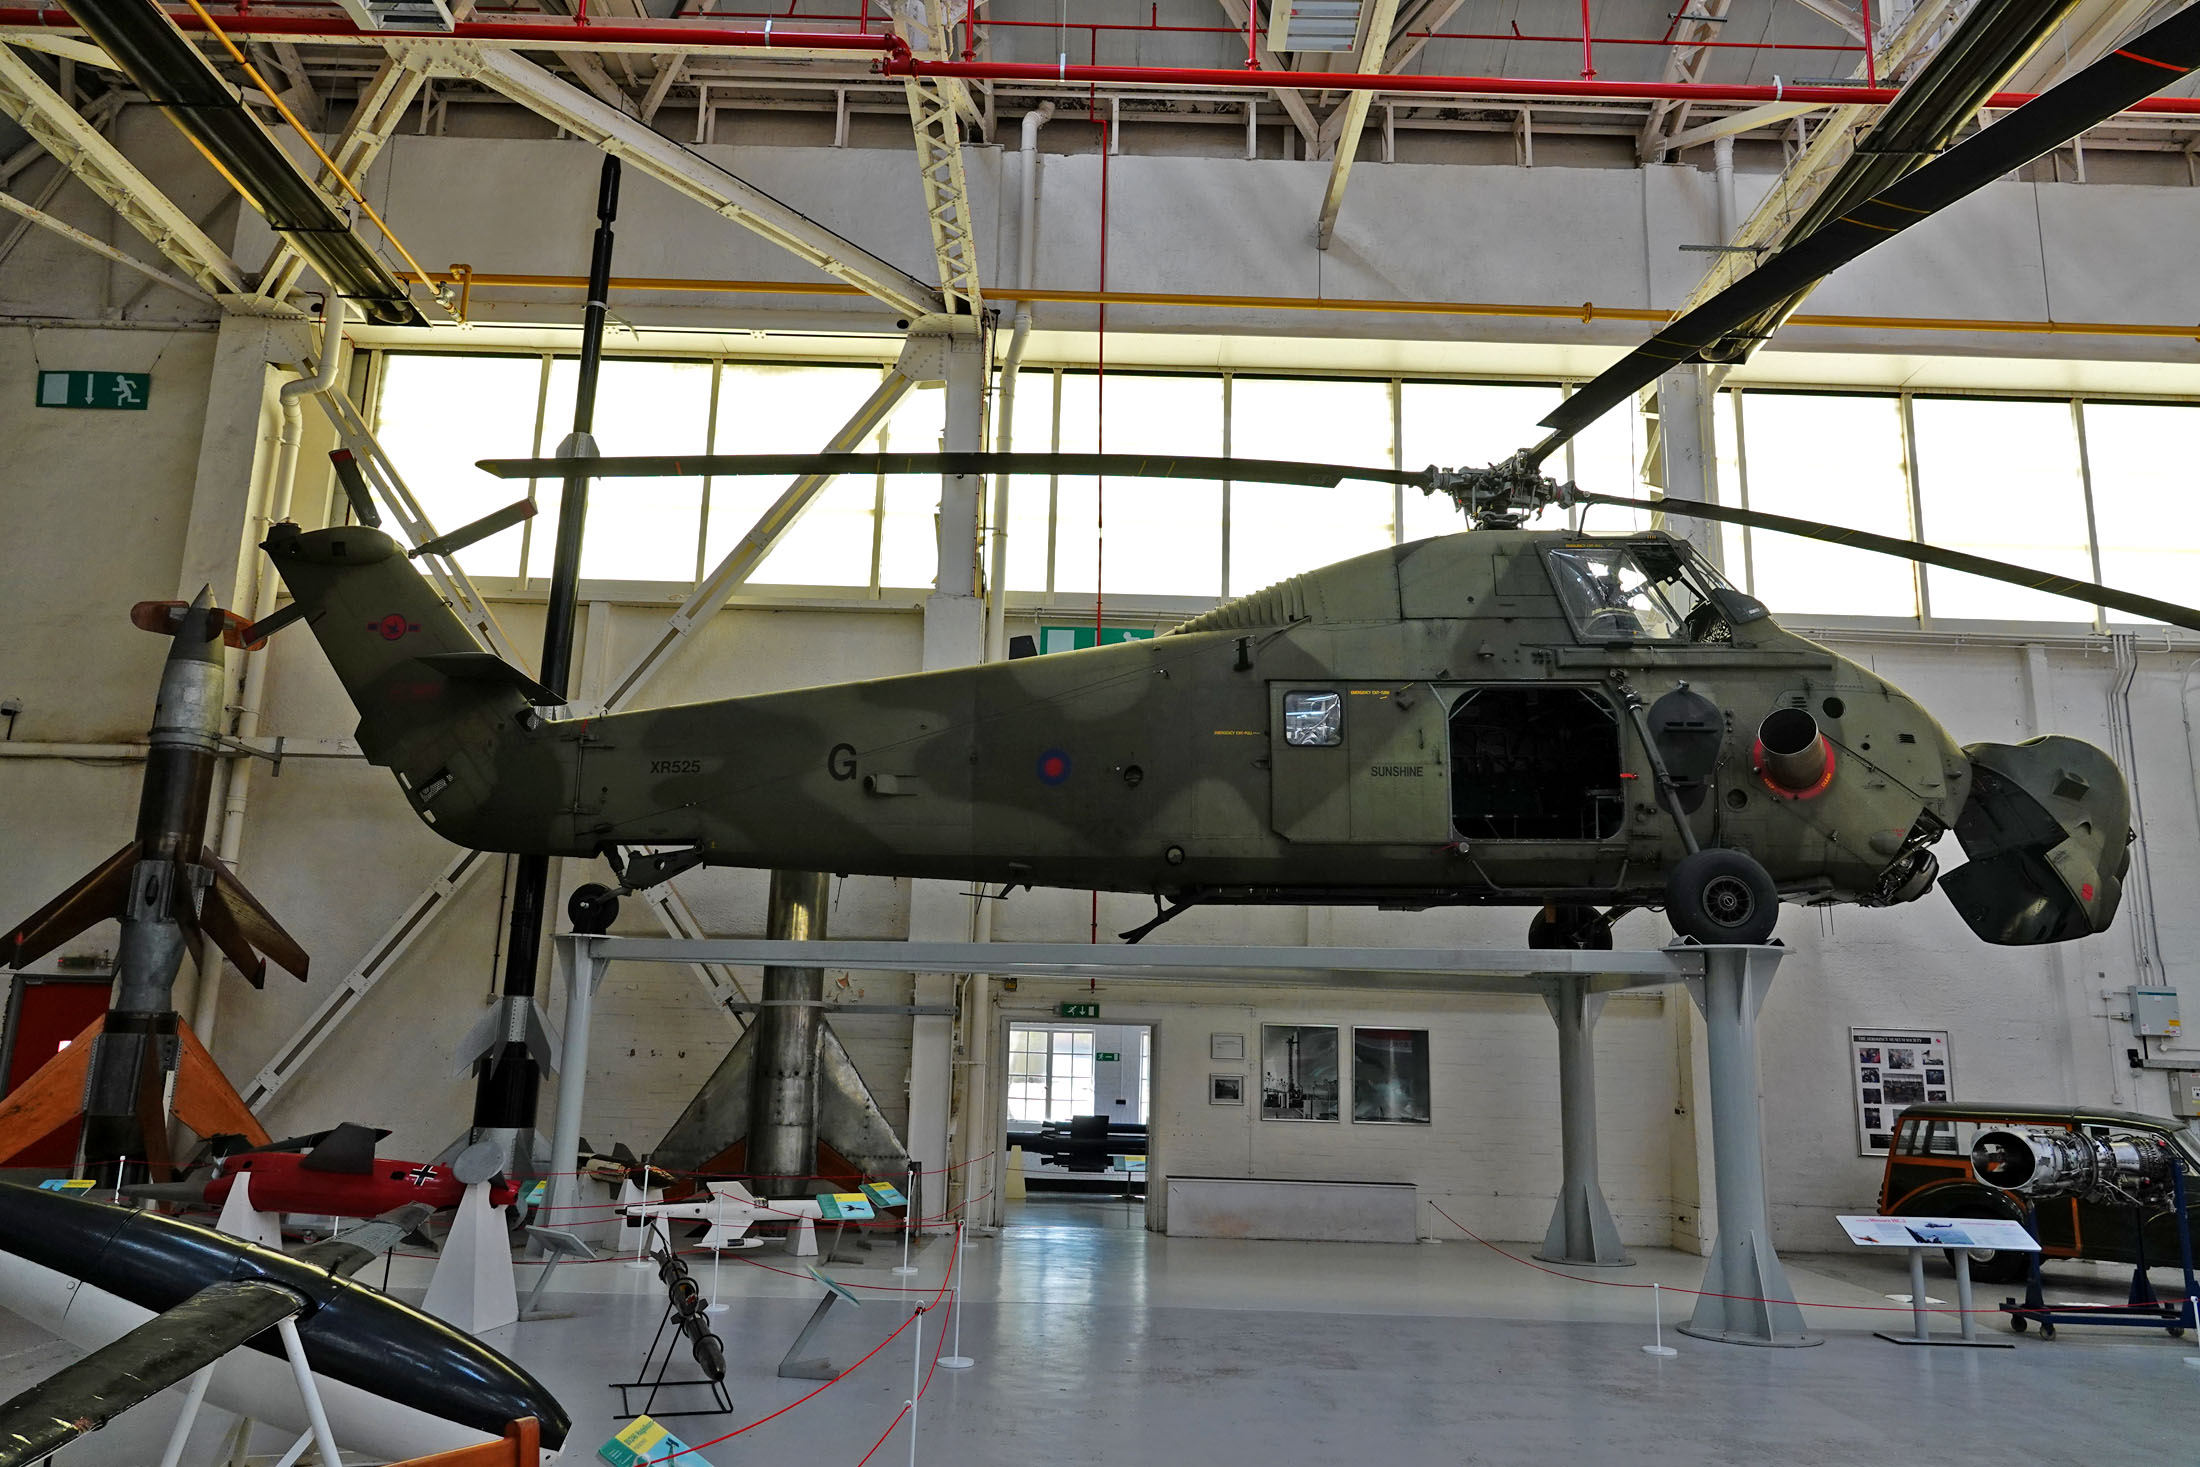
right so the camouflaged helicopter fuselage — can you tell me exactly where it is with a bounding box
[267,522,1979,913]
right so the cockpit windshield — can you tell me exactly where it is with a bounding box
[1546,540,1717,643]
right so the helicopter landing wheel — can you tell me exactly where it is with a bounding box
[1664,849,1779,946]
[568,882,622,935]
[1528,905,1613,950]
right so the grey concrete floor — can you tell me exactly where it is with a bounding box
[5,1195,2198,1465]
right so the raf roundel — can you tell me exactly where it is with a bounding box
[1036,748,1072,786]
[371,612,420,642]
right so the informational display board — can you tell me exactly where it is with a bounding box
[1838,1214,2039,1252]
[816,1192,875,1221]
[1849,1028,1952,1156]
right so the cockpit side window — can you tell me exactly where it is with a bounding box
[1546,542,1715,644]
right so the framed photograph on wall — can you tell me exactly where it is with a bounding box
[1210,1074,1245,1105]
[1260,1024,1340,1121]
[1848,1027,1951,1156]
[1210,1033,1246,1062]
[1352,1027,1431,1124]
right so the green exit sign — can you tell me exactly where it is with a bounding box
[1096,1051,1121,1062]
[1039,625,1155,655]
[36,370,150,410]
[1058,1002,1100,1019]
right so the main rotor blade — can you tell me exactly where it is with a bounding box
[474,451,1420,490]
[1703,0,2082,364]
[1575,489,2200,632]
[1535,0,2200,454]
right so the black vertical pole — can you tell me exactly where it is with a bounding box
[472,154,621,1139]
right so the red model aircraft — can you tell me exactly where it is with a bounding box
[126,1123,520,1217]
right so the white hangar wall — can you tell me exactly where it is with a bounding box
[4,117,2200,1247]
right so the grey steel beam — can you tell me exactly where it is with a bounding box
[0,185,213,301]
[1314,0,1402,250]
[596,364,915,711]
[1636,0,1738,165]
[1212,0,1322,150]
[1383,0,1468,73]
[258,47,436,307]
[0,44,244,296]
[434,43,941,318]
[1673,0,1956,311]
[1783,0,1868,41]
[578,936,1705,992]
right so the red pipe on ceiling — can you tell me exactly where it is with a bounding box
[0,8,896,50]
[4,7,2193,120]
[876,51,2200,117]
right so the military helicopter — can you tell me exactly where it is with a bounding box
[252,0,2200,951]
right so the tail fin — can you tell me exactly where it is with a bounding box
[260,522,537,845]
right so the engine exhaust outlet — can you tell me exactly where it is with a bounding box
[1753,706,1834,797]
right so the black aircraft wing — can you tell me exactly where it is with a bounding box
[290,1203,434,1276]
[0,1279,304,1467]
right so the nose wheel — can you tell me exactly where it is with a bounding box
[1664,849,1779,945]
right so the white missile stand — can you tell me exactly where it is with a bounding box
[212,1171,283,1250]
[421,1178,519,1335]
[152,1315,345,1467]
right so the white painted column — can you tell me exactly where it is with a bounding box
[1646,366,1721,570]
[169,313,291,1032]
[905,317,988,1221]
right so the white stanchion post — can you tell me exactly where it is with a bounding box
[939,1223,973,1369]
[907,1306,924,1467]
[708,1241,729,1313]
[276,1318,344,1467]
[1642,1282,1678,1357]
[155,1365,215,1467]
[893,1161,920,1276]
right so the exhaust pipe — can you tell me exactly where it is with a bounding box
[1753,707,1834,798]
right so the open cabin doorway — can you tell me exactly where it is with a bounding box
[1002,1020,1153,1229]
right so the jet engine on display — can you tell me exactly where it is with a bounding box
[1970,1127,2180,1203]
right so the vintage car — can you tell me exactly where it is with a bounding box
[1878,1100,2200,1282]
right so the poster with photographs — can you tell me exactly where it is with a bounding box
[1260,1025,1340,1121]
[1849,1028,1951,1156]
[1353,1027,1432,1124]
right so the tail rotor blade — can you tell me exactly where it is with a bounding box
[329,448,383,529]
[411,498,537,561]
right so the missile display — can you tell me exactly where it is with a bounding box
[126,1121,522,1217]
[0,1183,567,1462]
[3,590,307,1180]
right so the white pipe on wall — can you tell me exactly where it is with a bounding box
[982,103,1054,669]
[192,304,348,1046]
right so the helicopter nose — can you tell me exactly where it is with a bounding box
[1941,736,2129,944]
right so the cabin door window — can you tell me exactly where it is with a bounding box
[1270,682,1450,844]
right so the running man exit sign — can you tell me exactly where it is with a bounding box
[36,370,150,410]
